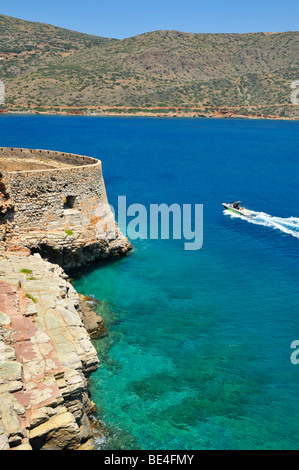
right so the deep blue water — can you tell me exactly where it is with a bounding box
[1,115,299,449]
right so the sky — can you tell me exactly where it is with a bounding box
[1,0,298,39]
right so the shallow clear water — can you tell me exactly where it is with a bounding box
[1,115,299,449]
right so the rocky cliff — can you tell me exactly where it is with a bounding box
[0,251,105,450]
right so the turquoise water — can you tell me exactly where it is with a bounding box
[1,115,299,449]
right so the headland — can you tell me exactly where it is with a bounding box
[0,148,132,450]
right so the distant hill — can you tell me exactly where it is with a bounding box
[0,14,298,118]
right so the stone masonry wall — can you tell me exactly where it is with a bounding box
[0,148,106,230]
[0,147,97,167]
[0,148,132,270]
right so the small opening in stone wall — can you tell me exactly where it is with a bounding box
[63,195,78,210]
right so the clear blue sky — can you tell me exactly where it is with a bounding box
[1,0,298,39]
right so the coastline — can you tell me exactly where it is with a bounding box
[1,106,298,121]
[0,252,104,450]
[0,147,132,450]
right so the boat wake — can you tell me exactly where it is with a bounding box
[224,209,299,239]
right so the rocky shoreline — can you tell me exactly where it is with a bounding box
[0,146,133,449]
[0,251,109,450]
[1,105,298,121]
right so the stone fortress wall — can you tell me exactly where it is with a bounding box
[0,147,132,270]
[0,147,107,229]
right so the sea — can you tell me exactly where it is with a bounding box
[1,114,299,450]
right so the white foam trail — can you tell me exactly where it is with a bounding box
[224,209,299,239]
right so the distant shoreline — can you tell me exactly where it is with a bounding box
[1,108,298,121]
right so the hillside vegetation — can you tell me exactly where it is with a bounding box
[0,14,298,118]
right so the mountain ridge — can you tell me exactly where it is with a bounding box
[0,14,298,119]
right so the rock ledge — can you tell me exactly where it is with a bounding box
[0,252,102,450]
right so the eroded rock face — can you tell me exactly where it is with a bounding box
[78,294,108,339]
[24,220,132,272]
[0,253,101,450]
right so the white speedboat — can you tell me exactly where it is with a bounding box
[222,201,253,218]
